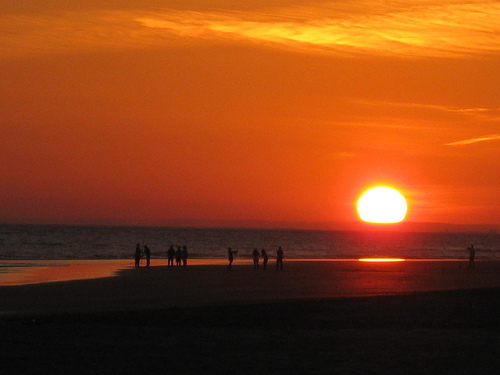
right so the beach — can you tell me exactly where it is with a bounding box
[1,260,499,374]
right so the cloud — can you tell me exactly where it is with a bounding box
[444,134,500,146]
[137,1,500,57]
[354,99,500,121]
[1,1,500,58]
[0,11,146,56]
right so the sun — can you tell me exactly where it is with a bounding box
[357,186,407,224]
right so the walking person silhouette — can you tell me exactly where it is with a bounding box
[252,248,260,269]
[261,249,268,270]
[167,245,175,266]
[468,244,476,269]
[182,246,188,266]
[134,243,142,267]
[228,247,237,269]
[144,245,151,267]
[276,246,284,271]
[175,246,182,266]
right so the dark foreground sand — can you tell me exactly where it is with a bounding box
[1,261,499,374]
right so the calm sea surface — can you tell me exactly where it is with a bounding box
[0,224,499,261]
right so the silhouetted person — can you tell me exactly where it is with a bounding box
[228,247,237,268]
[167,245,175,266]
[182,246,188,266]
[276,246,284,271]
[144,245,151,267]
[175,246,182,266]
[261,249,268,270]
[252,248,260,269]
[468,244,476,269]
[134,243,141,267]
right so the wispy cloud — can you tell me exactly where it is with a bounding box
[445,134,500,146]
[354,99,494,113]
[353,99,500,122]
[137,1,500,57]
[1,1,500,58]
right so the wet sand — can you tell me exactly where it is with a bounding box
[0,260,499,314]
[1,260,499,374]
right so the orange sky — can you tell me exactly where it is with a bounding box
[1,1,499,229]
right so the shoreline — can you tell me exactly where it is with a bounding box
[0,260,499,316]
[0,257,487,287]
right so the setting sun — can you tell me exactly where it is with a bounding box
[0,1,499,229]
[357,186,408,224]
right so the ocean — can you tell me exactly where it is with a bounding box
[0,224,499,261]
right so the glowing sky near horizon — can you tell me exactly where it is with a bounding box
[0,1,499,228]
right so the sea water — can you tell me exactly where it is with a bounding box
[0,224,499,261]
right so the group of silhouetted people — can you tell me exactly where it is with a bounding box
[134,244,188,267]
[135,243,151,267]
[134,244,284,269]
[135,243,478,271]
[231,246,284,270]
[167,245,188,266]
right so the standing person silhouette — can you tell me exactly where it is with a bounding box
[134,243,142,267]
[276,246,284,271]
[182,246,188,266]
[468,244,476,269]
[167,245,175,266]
[144,245,151,267]
[175,246,182,266]
[261,249,268,270]
[252,248,260,269]
[228,247,237,269]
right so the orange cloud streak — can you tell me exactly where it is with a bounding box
[445,134,500,146]
[1,2,500,58]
